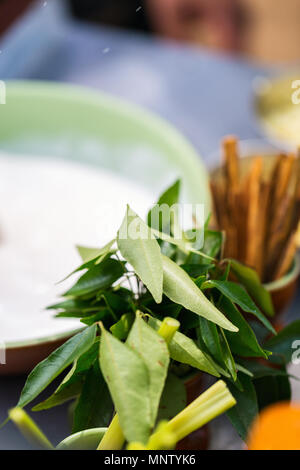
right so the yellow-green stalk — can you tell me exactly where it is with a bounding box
[9,407,53,450]
[157,317,180,345]
[166,381,236,441]
[127,380,236,450]
[97,413,125,450]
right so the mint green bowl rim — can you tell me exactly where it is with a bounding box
[264,252,300,292]
[3,80,210,350]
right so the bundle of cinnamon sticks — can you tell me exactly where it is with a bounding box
[210,136,300,282]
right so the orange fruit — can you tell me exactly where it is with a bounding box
[248,402,300,450]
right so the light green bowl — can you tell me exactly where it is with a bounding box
[57,428,107,450]
[0,80,210,208]
[0,80,210,374]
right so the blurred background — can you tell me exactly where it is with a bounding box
[0,0,299,157]
[1,0,300,451]
[2,0,300,63]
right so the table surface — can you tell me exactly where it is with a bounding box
[0,0,298,450]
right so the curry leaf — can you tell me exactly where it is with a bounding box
[148,316,220,377]
[220,297,268,359]
[147,179,181,232]
[110,313,135,340]
[226,374,258,440]
[18,325,97,408]
[202,280,276,334]
[32,379,83,412]
[60,240,115,282]
[76,240,115,264]
[127,315,169,425]
[99,326,152,444]
[198,317,223,365]
[162,256,238,332]
[229,259,274,317]
[117,206,163,303]
[63,258,124,297]
[219,329,237,381]
[72,362,113,433]
[198,317,237,381]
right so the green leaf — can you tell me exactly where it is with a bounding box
[202,280,276,334]
[219,328,237,381]
[198,317,236,380]
[63,258,124,297]
[198,317,223,365]
[147,179,181,232]
[239,360,290,380]
[72,362,114,433]
[229,259,274,317]
[101,291,133,316]
[99,326,152,444]
[220,297,268,359]
[157,373,186,422]
[34,339,102,411]
[148,316,220,377]
[253,372,291,411]
[201,230,223,258]
[235,364,254,378]
[157,179,181,207]
[18,325,97,408]
[47,299,97,313]
[162,256,238,332]
[60,240,115,282]
[265,320,300,363]
[80,308,112,326]
[117,206,163,303]
[226,374,258,440]
[76,240,115,264]
[186,229,222,264]
[151,228,214,261]
[127,315,169,425]
[180,264,214,278]
[110,313,135,340]
[32,379,82,412]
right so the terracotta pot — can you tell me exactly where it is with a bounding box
[176,374,210,450]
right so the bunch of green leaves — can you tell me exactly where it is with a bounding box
[13,180,299,444]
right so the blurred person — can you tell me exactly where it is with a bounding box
[146,0,300,63]
[146,0,239,52]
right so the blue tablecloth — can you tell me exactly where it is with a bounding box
[0,0,298,450]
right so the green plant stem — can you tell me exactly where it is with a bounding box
[97,414,125,450]
[146,381,236,449]
[157,317,180,345]
[9,408,53,450]
[169,388,235,441]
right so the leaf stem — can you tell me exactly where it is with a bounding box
[157,317,180,345]
[9,408,53,450]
